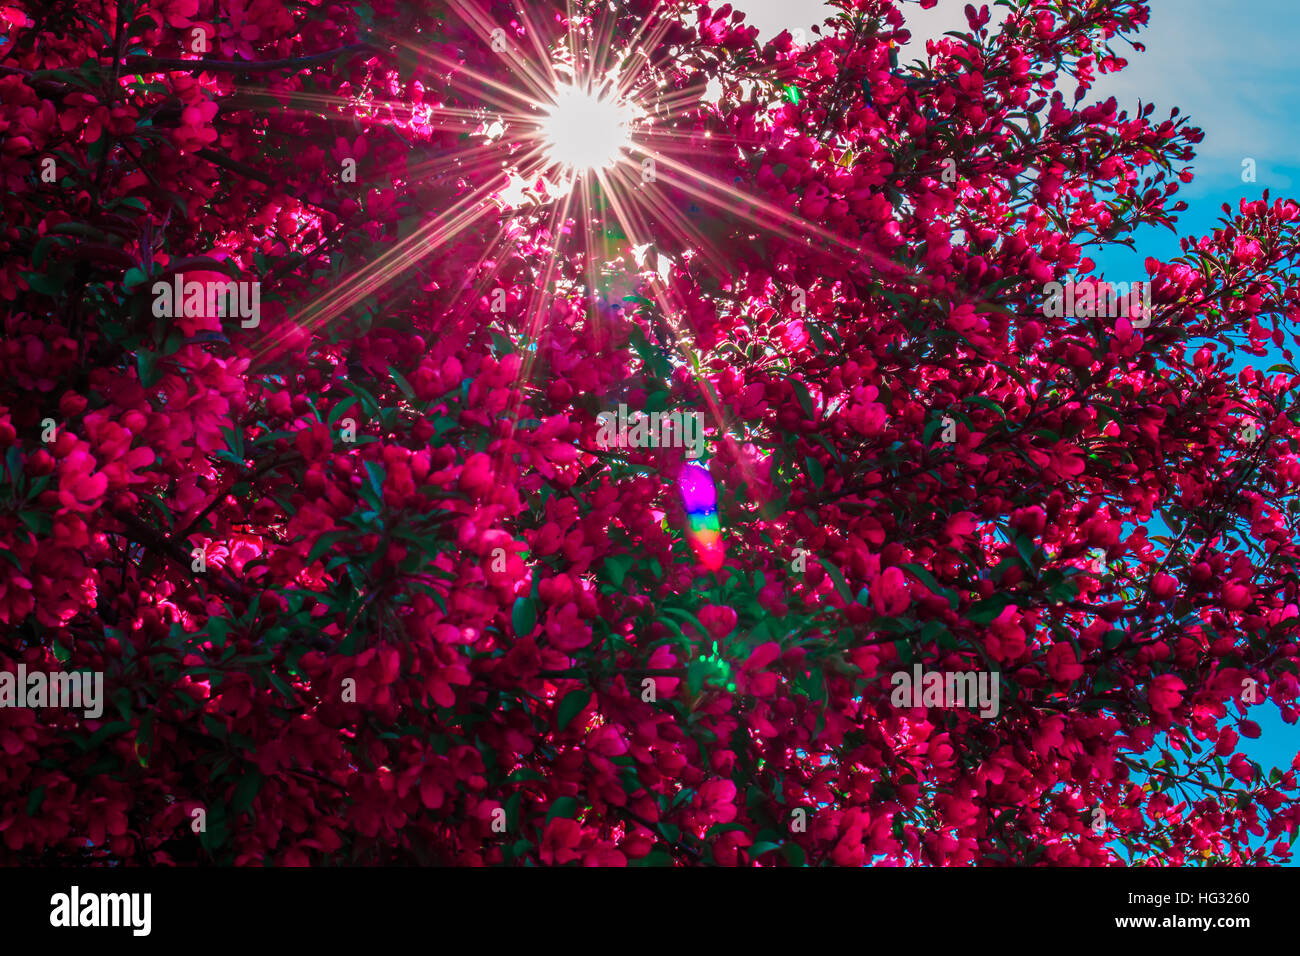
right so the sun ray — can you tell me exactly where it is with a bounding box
[381,36,549,115]
[509,0,564,95]
[240,0,920,414]
[442,0,558,108]
[252,152,546,365]
[538,83,636,173]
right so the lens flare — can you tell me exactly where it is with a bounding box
[679,461,725,572]
[539,85,635,172]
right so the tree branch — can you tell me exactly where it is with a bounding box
[122,43,384,75]
[195,148,342,215]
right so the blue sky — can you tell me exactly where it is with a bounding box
[1088,1,1300,802]
[728,0,1300,853]
[1085,0,1300,847]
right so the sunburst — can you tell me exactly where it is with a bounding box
[538,83,639,175]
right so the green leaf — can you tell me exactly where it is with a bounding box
[921,618,959,649]
[803,455,825,489]
[902,563,957,608]
[76,720,132,751]
[231,770,263,815]
[267,672,297,703]
[306,530,348,566]
[220,425,245,461]
[546,796,579,822]
[335,378,380,418]
[32,236,62,269]
[792,667,826,703]
[364,459,386,496]
[661,607,711,644]
[501,791,522,833]
[789,379,816,420]
[18,512,51,536]
[965,395,1007,420]
[327,396,357,427]
[1013,533,1041,571]
[512,596,537,637]
[197,804,230,853]
[819,558,853,604]
[628,325,672,382]
[26,785,45,818]
[704,822,750,839]
[556,690,590,731]
[686,658,709,696]
[630,848,673,866]
[21,270,64,297]
[137,350,162,388]
[388,366,416,401]
[602,553,635,588]
[967,593,1013,625]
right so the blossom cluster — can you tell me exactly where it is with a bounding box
[0,0,1297,867]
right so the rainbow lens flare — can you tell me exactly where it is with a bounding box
[679,461,725,572]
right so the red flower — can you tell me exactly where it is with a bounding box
[57,449,106,513]
[540,817,583,865]
[1228,754,1254,783]
[697,603,737,639]
[155,0,198,28]
[545,602,591,652]
[697,778,738,825]
[1148,675,1186,716]
[458,452,493,494]
[743,641,781,672]
[174,99,218,154]
[1215,727,1238,756]
[1046,643,1083,682]
[0,0,1295,869]
[871,567,910,616]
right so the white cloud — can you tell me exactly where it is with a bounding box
[724,0,835,40]
[1085,1,1300,172]
[729,0,1300,187]
[895,2,1010,63]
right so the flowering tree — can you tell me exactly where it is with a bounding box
[2,0,1299,866]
